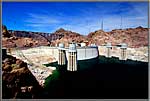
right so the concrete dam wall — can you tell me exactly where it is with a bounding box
[66,47,99,61]
[10,46,99,63]
[22,46,99,61]
[10,45,99,71]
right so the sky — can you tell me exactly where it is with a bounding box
[2,2,148,35]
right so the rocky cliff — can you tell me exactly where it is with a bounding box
[2,54,44,99]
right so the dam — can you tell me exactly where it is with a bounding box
[10,43,99,71]
[6,42,148,84]
[6,43,99,86]
[2,42,148,99]
[57,43,99,71]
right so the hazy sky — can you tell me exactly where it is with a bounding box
[2,2,148,35]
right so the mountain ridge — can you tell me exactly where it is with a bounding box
[2,25,149,48]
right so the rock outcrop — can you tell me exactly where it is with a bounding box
[2,55,44,99]
[2,25,12,38]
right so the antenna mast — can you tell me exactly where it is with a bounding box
[87,20,90,34]
[120,15,122,29]
[101,18,103,30]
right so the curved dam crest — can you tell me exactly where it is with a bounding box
[30,46,99,61]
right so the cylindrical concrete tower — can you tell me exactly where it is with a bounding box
[58,43,66,65]
[120,43,127,60]
[67,43,77,71]
[106,43,112,58]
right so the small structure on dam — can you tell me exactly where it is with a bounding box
[106,43,112,58]
[120,43,128,60]
[67,43,78,71]
[58,43,66,66]
[57,42,99,71]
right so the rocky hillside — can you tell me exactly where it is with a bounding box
[2,25,149,48]
[2,54,44,98]
[88,26,148,48]
[2,26,50,48]
[50,28,88,47]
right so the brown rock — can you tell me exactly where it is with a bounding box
[3,65,12,72]
[2,25,12,38]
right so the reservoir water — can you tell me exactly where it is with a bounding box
[42,56,148,99]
